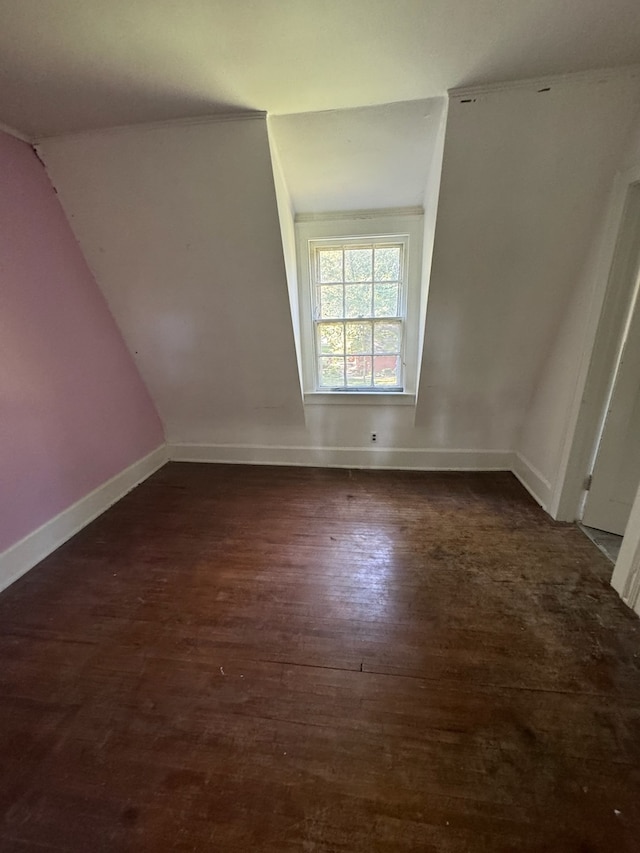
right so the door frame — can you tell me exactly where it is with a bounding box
[581,234,640,534]
[551,165,640,523]
[611,484,640,616]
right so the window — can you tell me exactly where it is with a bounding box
[295,210,424,401]
[311,238,407,391]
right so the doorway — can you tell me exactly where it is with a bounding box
[579,182,640,543]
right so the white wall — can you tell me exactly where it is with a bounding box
[170,401,511,470]
[420,72,640,483]
[516,84,640,514]
[417,100,448,391]
[41,111,472,468]
[37,74,640,476]
[38,116,306,444]
[267,121,303,388]
[247,101,493,469]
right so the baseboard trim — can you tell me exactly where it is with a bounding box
[512,452,552,511]
[0,445,552,595]
[0,445,168,594]
[168,443,513,472]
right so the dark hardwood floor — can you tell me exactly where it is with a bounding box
[1,463,640,852]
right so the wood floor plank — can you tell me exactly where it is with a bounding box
[1,464,640,851]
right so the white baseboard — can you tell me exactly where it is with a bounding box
[0,444,168,594]
[512,452,552,510]
[169,443,513,472]
[0,444,553,597]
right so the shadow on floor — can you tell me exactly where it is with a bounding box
[580,523,623,563]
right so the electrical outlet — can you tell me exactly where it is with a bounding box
[371,433,377,443]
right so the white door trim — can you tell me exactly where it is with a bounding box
[551,165,640,522]
[611,484,640,616]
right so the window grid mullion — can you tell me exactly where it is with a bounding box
[313,241,405,391]
[341,249,346,321]
[370,250,375,318]
[338,252,345,381]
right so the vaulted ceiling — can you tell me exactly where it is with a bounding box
[1,0,640,138]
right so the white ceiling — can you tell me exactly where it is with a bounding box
[268,99,446,213]
[1,0,640,138]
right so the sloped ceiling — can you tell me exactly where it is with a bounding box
[1,0,640,138]
[37,118,306,441]
[268,99,446,213]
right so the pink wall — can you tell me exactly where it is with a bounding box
[0,130,164,553]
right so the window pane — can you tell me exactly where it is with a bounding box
[374,321,402,354]
[344,283,372,318]
[318,322,344,355]
[345,321,372,354]
[374,246,401,281]
[344,248,372,282]
[319,357,345,387]
[318,249,343,283]
[319,285,343,319]
[373,355,401,387]
[373,283,399,317]
[346,356,372,387]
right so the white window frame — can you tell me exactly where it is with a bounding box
[296,210,424,404]
[309,235,408,392]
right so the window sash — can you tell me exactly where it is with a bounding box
[310,240,406,391]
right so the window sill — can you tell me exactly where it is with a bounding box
[304,392,416,406]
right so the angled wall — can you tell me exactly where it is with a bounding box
[517,100,640,516]
[38,116,305,445]
[34,74,640,477]
[419,72,640,464]
[0,130,164,576]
